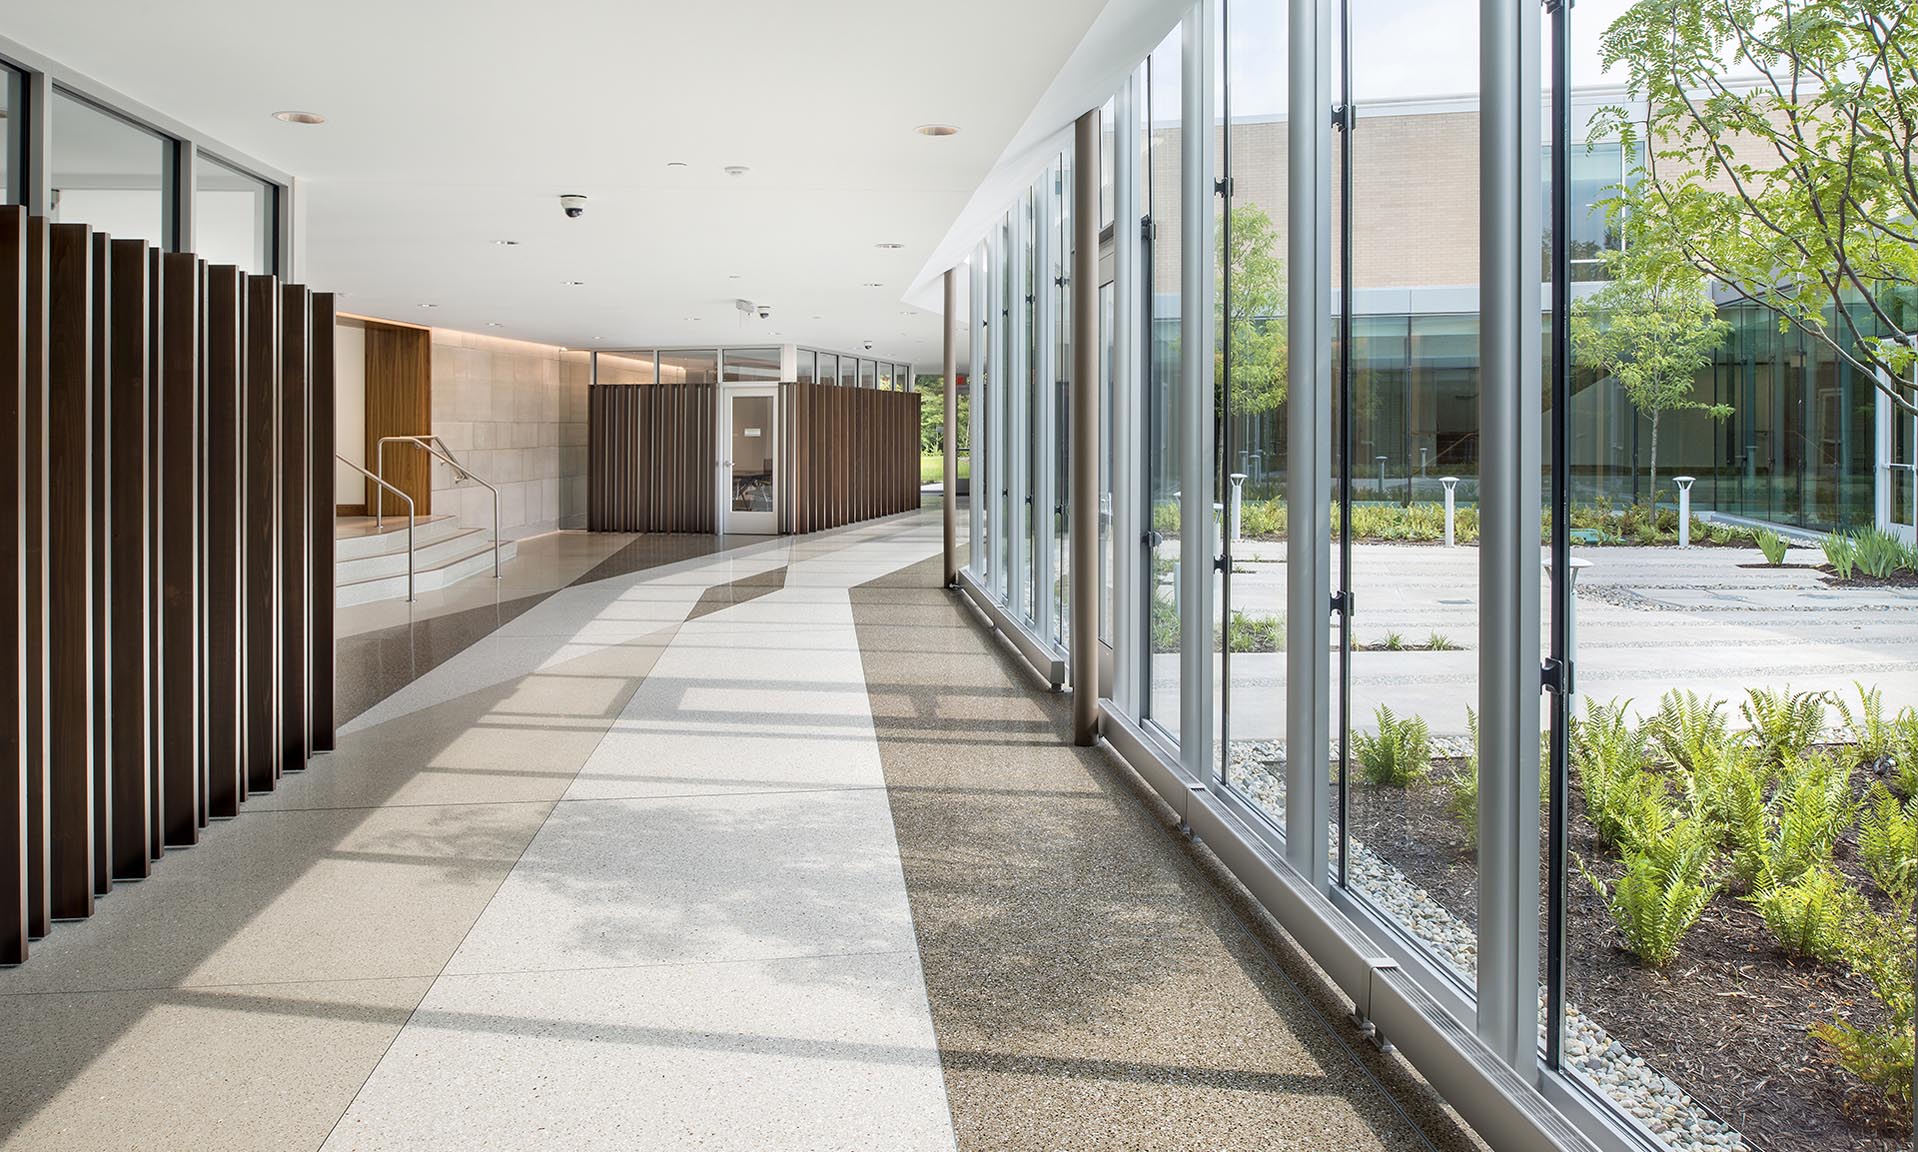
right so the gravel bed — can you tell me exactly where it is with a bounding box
[1221,742,1752,1152]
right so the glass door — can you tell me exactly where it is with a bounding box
[722,387,778,534]
[1877,383,1916,544]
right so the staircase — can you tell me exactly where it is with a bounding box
[335,515,519,606]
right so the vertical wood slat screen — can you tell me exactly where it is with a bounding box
[586,383,716,533]
[0,201,340,966]
[783,383,921,535]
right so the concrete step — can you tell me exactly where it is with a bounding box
[335,515,466,562]
[335,534,520,607]
[336,526,503,583]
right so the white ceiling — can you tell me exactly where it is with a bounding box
[4,0,1120,363]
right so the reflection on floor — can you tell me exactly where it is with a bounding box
[0,505,1476,1151]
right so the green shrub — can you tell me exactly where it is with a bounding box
[1740,685,1827,768]
[1749,526,1789,565]
[1151,500,1181,537]
[1222,610,1283,653]
[1749,866,1866,965]
[1446,707,1481,844]
[1767,751,1860,884]
[1590,814,1718,967]
[1353,705,1431,786]
[1851,526,1917,578]
[1240,498,1286,539]
[1646,689,1729,773]
[1858,783,1918,911]
[1891,707,1918,799]
[1822,532,1859,579]
[1381,630,1406,651]
[1832,682,1892,769]
[1572,698,1651,849]
[1813,916,1916,1122]
[1683,739,1765,846]
[1149,588,1179,652]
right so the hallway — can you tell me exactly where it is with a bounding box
[0,508,1473,1152]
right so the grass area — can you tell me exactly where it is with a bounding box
[921,453,971,485]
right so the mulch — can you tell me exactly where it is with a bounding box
[1339,767,1911,1152]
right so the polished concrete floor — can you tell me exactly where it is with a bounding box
[0,505,1475,1151]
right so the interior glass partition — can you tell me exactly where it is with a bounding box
[49,87,176,249]
[840,356,857,388]
[595,350,658,385]
[196,154,276,274]
[795,350,816,385]
[721,346,781,382]
[0,66,17,204]
[659,350,719,384]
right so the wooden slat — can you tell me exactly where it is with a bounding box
[362,324,430,516]
[0,207,28,962]
[107,241,152,871]
[145,249,163,861]
[279,285,311,771]
[202,266,245,818]
[22,217,49,936]
[48,222,95,918]
[309,293,337,754]
[242,275,280,793]
[88,234,112,896]
[157,253,200,846]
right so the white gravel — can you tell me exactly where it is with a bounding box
[1223,742,1751,1152]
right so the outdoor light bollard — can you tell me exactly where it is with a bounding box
[1673,476,1696,548]
[1542,553,1594,669]
[1376,455,1389,500]
[1229,472,1248,542]
[1441,476,1460,547]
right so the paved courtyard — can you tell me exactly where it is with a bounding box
[1150,539,1918,740]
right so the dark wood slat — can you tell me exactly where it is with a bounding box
[0,207,28,962]
[202,267,245,818]
[88,234,112,896]
[108,240,152,872]
[145,249,163,861]
[309,294,337,754]
[242,275,281,793]
[279,285,311,771]
[22,217,49,936]
[157,253,200,846]
[47,223,95,919]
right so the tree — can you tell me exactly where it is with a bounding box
[1216,203,1288,415]
[914,374,969,454]
[1597,0,1918,414]
[1571,231,1733,504]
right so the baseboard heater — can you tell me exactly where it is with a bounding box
[955,569,1067,690]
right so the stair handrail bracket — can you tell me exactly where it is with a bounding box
[337,454,416,602]
[375,435,502,579]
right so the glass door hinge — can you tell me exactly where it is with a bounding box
[1213,176,1233,198]
[1330,590,1353,616]
[1541,657,1570,694]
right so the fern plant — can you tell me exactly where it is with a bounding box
[1858,783,1918,911]
[1589,815,1719,967]
[1352,705,1431,786]
[1890,707,1918,799]
[1683,740,1765,848]
[1813,916,1916,1122]
[1740,685,1827,767]
[1445,707,1481,844]
[1749,526,1789,565]
[1766,751,1860,885]
[1832,682,1893,770]
[1646,689,1729,773]
[1571,698,1650,848]
[1748,866,1866,965]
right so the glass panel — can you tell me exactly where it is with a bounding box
[795,350,816,385]
[1143,24,1183,739]
[0,67,19,205]
[729,395,774,512]
[196,153,275,274]
[1099,278,1115,646]
[722,346,781,383]
[859,359,877,389]
[1055,152,1072,649]
[1338,0,1483,994]
[878,363,893,391]
[596,351,657,385]
[658,349,718,384]
[840,354,857,388]
[817,352,838,387]
[49,89,173,248]
[1099,95,1116,230]
[1218,0,1291,823]
[1021,182,1040,624]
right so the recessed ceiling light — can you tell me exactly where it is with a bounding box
[875,242,905,250]
[273,110,326,125]
[723,164,750,177]
[418,303,438,309]
[666,161,688,169]
[914,124,959,137]
[493,239,519,246]
[727,274,741,280]
[863,282,884,288]
[563,280,585,286]
[486,322,504,328]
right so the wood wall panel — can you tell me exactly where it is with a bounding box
[108,241,152,872]
[203,267,244,818]
[87,234,112,896]
[242,275,280,794]
[362,324,430,517]
[157,253,200,847]
[47,223,95,918]
[22,218,48,938]
[144,250,163,860]
[309,294,336,754]
[586,383,716,533]
[1,208,27,963]
[772,384,921,536]
[279,286,311,770]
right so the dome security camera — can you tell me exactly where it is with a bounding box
[862,340,874,352]
[756,305,772,320]
[559,193,588,219]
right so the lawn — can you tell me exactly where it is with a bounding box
[921,453,970,485]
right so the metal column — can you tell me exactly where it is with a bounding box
[1477,0,1544,1071]
[1178,0,1217,777]
[1071,108,1102,745]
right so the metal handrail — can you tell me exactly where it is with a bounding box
[337,454,415,602]
[376,435,500,579]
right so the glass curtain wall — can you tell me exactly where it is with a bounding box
[49,88,175,249]
[196,155,275,274]
[1143,23,1184,741]
[0,66,17,204]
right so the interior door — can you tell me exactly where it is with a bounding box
[722,387,779,534]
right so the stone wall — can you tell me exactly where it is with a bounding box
[427,329,589,538]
